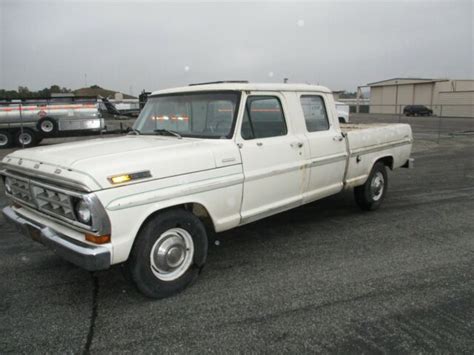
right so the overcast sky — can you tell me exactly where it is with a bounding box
[1,0,472,95]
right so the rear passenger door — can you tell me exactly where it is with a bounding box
[298,93,347,202]
[237,93,307,223]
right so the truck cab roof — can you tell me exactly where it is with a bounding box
[151,83,332,96]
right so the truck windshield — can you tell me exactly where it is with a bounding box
[133,91,241,139]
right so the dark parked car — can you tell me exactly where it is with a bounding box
[403,105,433,116]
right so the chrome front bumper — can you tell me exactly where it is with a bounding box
[2,206,111,271]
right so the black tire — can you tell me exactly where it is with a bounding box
[354,162,388,211]
[14,128,39,148]
[37,117,58,135]
[126,209,208,299]
[0,130,13,149]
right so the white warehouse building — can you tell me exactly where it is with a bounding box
[367,78,474,117]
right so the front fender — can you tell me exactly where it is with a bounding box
[95,165,244,264]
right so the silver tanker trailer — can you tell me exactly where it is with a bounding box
[0,96,107,148]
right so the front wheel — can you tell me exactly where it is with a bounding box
[354,162,388,211]
[126,209,208,299]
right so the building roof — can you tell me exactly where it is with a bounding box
[73,86,136,99]
[152,82,331,96]
[367,78,449,86]
[367,78,449,87]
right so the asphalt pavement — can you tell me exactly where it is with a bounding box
[0,116,473,353]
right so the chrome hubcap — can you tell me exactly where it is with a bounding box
[41,121,54,132]
[19,133,32,145]
[371,171,385,201]
[150,228,194,281]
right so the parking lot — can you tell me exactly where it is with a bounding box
[0,116,473,353]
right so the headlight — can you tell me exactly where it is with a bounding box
[75,200,92,224]
[4,177,12,194]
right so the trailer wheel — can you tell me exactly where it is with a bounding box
[15,128,39,148]
[0,130,13,149]
[37,117,58,135]
[126,209,208,299]
[354,162,388,211]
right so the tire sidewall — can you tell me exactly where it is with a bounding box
[128,209,208,299]
[0,131,13,149]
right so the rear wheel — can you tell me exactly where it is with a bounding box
[354,162,388,211]
[126,209,208,299]
[0,130,13,149]
[14,128,39,148]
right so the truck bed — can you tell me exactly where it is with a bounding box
[340,122,413,187]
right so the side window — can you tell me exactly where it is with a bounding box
[300,95,330,132]
[241,96,287,140]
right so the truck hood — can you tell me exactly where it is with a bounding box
[2,135,241,191]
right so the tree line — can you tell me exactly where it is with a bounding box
[0,85,72,99]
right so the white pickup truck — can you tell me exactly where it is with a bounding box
[1,82,413,298]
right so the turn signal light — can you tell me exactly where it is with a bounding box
[85,234,111,244]
[110,175,132,184]
[108,171,152,185]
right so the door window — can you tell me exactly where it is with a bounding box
[241,96,287,140]
[300,95,329,132]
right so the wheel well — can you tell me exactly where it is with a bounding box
[376,156,394,170]
[138,203,216,237]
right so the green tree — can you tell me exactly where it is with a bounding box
[50,85,61,93]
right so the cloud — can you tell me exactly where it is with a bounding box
[1,0,472,94]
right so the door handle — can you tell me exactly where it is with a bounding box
[256,142,263,147]
[290,141,304,148]
[333,135,344,142]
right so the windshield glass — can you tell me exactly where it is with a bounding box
[133,91,241,138]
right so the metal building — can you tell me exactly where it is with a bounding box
[367,78,474,117]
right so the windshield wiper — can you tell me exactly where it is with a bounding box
[154,129,182,139]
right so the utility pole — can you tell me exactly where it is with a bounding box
[84,73,88,87]
[395,80,399,115]
[356,86,361,114]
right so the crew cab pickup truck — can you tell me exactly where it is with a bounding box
[1,82,413,298]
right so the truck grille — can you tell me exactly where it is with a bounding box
[6,175,79,223]
[31,185,76,220]
[9,178,33,204]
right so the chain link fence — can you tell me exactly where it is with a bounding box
[345,104,474,143]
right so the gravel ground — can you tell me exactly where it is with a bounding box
[0,117,473,353]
